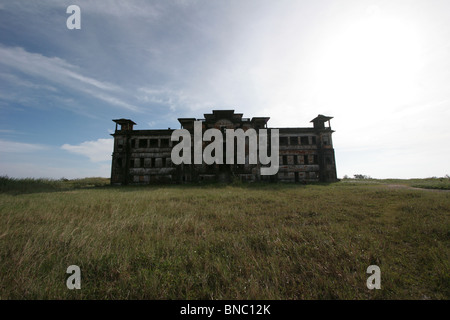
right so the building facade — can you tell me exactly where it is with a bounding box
[110,110,337,184]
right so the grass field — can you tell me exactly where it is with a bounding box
[0,176,449,299]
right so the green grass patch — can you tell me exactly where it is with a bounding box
[410,178,450,190]
[0,178,448,299]
[340,177,450,190]
[0,176,110,195]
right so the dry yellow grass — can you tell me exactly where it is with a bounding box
[0,178,449,299]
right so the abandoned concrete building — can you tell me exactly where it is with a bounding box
[110,110,337,184]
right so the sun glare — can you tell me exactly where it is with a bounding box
[315,14,423,111]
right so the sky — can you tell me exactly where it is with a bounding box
[0,0,449,179]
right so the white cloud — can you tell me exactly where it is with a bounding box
[61,138,113,162]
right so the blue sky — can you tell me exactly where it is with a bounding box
[0,0,449,179]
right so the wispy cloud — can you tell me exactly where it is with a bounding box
[137,87,202,112]
[0,72,58,92]
[0,161,111,179]
[0,129,24,134]
[0,0,162,19]
[0,45,141,112]
[0,139,48,153]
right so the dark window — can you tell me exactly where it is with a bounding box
[117,158,123,167]
[280,137,288,146]
[151,158,155,167]
[304,155,309,164]
[282,155,287,165]
[160,139,169,147]
[312,136,317,144]
[149,139,158,147]
[140,158,144,168]
[139,139,147,148]
[290,137,298,145]
[313,155,318,164]
[130,159,134,168]
[294,155,299,165]
[300,136,309,145]
[131,139,136,148]
[162,158,166,167]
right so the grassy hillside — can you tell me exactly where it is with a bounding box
[0,176,110,195]
[0,177,449,299]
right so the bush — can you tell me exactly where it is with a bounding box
[353,174,371,179]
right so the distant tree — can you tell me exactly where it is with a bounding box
[354,174,371,179]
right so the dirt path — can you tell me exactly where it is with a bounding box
[384,184,450,192]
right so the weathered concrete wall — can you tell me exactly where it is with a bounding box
[111,111,338,184]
